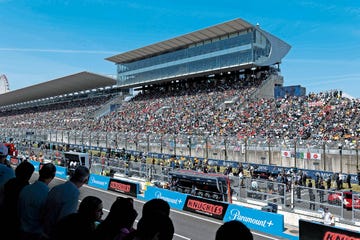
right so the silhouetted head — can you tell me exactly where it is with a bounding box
[70,165,90,184]
[15,160,35,182]
[39,163,56,180]
[107,196,138,229]
[136,212,174,240]
[215,220,253,240]
[142,198,170,217]
[78,196,103,222]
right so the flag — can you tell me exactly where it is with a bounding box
[281,151,291,158]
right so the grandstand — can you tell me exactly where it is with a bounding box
[0,18,359,174]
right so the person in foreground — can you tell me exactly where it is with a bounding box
[124,212,174,240]
[142,198,170,217]
[92,196,138,240]
[1,160,35,239]
[41,165,90,239]
[51,195,103,240]
[18,163,56,240]
[215,220,253,240]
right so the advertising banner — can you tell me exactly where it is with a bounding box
[29,160,41,171]
[299,219,360,240]
[55,165,67,179]
[183,195,228,220]
[88,174,110,190]
[144,186,187,210]
[108,178,139,197]
[223,204,284,235]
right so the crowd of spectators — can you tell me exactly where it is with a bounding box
[0,73,359,146]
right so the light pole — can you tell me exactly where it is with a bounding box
[115,134,118,149]
[267,137,272,165]
[224,138,228,161]
[81,132,84,151]
[147,134,150,153]
[356,139,359,171]
[322,141,326,171]
[339,143,343,173]
[188,136,192,158]
[244,137,248,163]
[173,135,177,156]
[125,133,128,150]
[160,134,163,154]
[294,138,297,169]
[205,135,209,160]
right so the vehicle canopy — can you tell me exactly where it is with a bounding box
[168,169,231,202]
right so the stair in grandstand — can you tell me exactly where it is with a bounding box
[93,94,125,119]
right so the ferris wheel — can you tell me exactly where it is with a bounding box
[0,74,10,94]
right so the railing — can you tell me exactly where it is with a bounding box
[11,142,360,223]
[3,128,359,174]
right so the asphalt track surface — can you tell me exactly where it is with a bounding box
[33,174,291,240]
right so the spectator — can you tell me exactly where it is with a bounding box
[142,198,170,217]
[215,220,253,240]
[335,173,341,190]
[0,143,15,207]
[1,160,35,239]
[322,207,335,226]
[42,165,90,239]
[317,181,325,203]
[52,196,103,240]
[346,174,351,189]
[92,196,138,240]
[308,179,315,210]
[326,176,332,190]
[124,212,174,240]
[0,143,14,186]
[18,163,56,240]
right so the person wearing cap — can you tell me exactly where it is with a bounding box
[0,142,15,187]
[0,143,15,209]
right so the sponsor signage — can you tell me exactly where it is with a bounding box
[108,178,139,197]
[224,204,284,235]
[29,160,41,172]
[299,219,360,240]
[144,186,186,210]
[183,195,228,220]
[55,166,67,179]
[88,174,110,190]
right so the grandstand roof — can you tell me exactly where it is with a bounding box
[0,71,116,107]
[106,18,253,63]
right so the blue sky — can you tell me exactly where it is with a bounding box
[0,0,359,98]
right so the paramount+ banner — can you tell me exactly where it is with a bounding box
[224,203,284,236]
[299,219,360,240]
[108,178,139,197]
[183,195,228,220]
